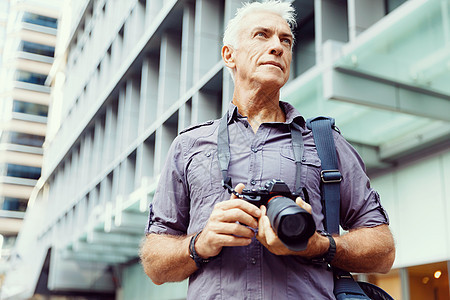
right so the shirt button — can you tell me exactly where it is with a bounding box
[250,258,257,265]
[250,180,256,185]
[205,152,211,157]
[251,147,257,153]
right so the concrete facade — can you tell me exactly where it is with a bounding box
[3,0,450,299]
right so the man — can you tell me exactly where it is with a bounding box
[140,1,395,299]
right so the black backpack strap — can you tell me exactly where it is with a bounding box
[306,116,342,234]
[307,116,370,300]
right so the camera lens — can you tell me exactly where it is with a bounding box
[280,214,306,237]
[266,196,316,251]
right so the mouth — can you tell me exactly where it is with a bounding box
[261,61,284,71]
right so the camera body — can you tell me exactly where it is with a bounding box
[240,179,295,207]
[238,179,316,251]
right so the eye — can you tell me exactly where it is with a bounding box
[256,32,267,38]
[281,38,292,45]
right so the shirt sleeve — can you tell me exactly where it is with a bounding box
[145,135,190,236]
[334,131,389,230]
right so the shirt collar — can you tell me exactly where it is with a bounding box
[226,101,305,128]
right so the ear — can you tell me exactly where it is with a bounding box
[222,45,236,69]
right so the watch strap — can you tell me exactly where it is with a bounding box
[189,231,210,268]
[312,231,336,268]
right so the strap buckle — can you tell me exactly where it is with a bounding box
[222,177,233,193]
[321,170,342,183]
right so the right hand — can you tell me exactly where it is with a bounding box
[195,183,261,259]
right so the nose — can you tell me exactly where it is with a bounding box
[269,37,283,56]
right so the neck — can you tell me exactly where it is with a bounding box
[232,87,285,132]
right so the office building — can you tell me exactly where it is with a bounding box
[3,0,450,299]
[0,0,58,283]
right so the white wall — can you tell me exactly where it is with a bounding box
[372,148,450,268]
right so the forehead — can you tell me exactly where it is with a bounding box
[241,11,292,35]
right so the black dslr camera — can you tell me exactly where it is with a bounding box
[238,179,316,251]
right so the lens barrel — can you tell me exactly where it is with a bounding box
[266,196,316,251]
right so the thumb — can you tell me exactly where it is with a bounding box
[296,197,312,214]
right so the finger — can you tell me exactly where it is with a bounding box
[230,183,246,200]
[196,230,251,258]
[257,205,267,241]
[296,197,312,213]
[217,208,258,228]
[262,215,278,244]
[234,183,245,194]
[208,221,256,238]
[220,223,255,239]
[258,205,280,244]
[213,234,253,248]
[224,208,258,228]
[218,198,261,218]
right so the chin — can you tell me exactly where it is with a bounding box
[259,75,287,88]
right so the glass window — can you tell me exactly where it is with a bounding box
[1,197,27,212]
[15,70,47,85]
[365,269,403,300]
[292,1,315,78]
[13,100,48,117]
[408,262,449,300]
[21,41,55,57]
[5,132,45,147]
[6,164,41,180]
[22,12,57,29]
[386,0,409,13]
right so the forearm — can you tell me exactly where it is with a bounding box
[332,224,395,273]
[139,233,197,285]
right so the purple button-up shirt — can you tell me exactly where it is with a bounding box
[146,101,389,299]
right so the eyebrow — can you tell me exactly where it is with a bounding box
[251,26,293,40]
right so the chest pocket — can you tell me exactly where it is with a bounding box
[279,146,321,191]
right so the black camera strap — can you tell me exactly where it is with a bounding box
[306,117,389,300]
[217,112,304,195]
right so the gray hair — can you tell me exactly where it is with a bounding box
[223,1,297,80]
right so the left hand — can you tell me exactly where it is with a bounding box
[256,197,329,257]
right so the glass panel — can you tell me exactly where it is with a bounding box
[2,132,45,147]
[282,0,450,153]
[292,0,315,77]
[13,100,48,117]
[366,269,403,300]
[21,41,55,57]
[22,12,57,29]
[281,71,438,146]
[15,70,47,85]
[408,261,449,300]
[1,197,27,212]
[336,0,450,96]
[386,0,409,13]
[6,164,41,180]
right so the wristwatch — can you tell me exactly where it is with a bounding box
[189,231,210,268]
[312,230,336,267]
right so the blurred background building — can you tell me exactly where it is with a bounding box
[0,0,59,288]
[2,0,450,299]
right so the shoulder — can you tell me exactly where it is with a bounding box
[179,119,217,135]
[175,119,220,154]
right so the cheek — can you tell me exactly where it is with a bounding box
[284,56,292,74]
[248,49,261,62]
